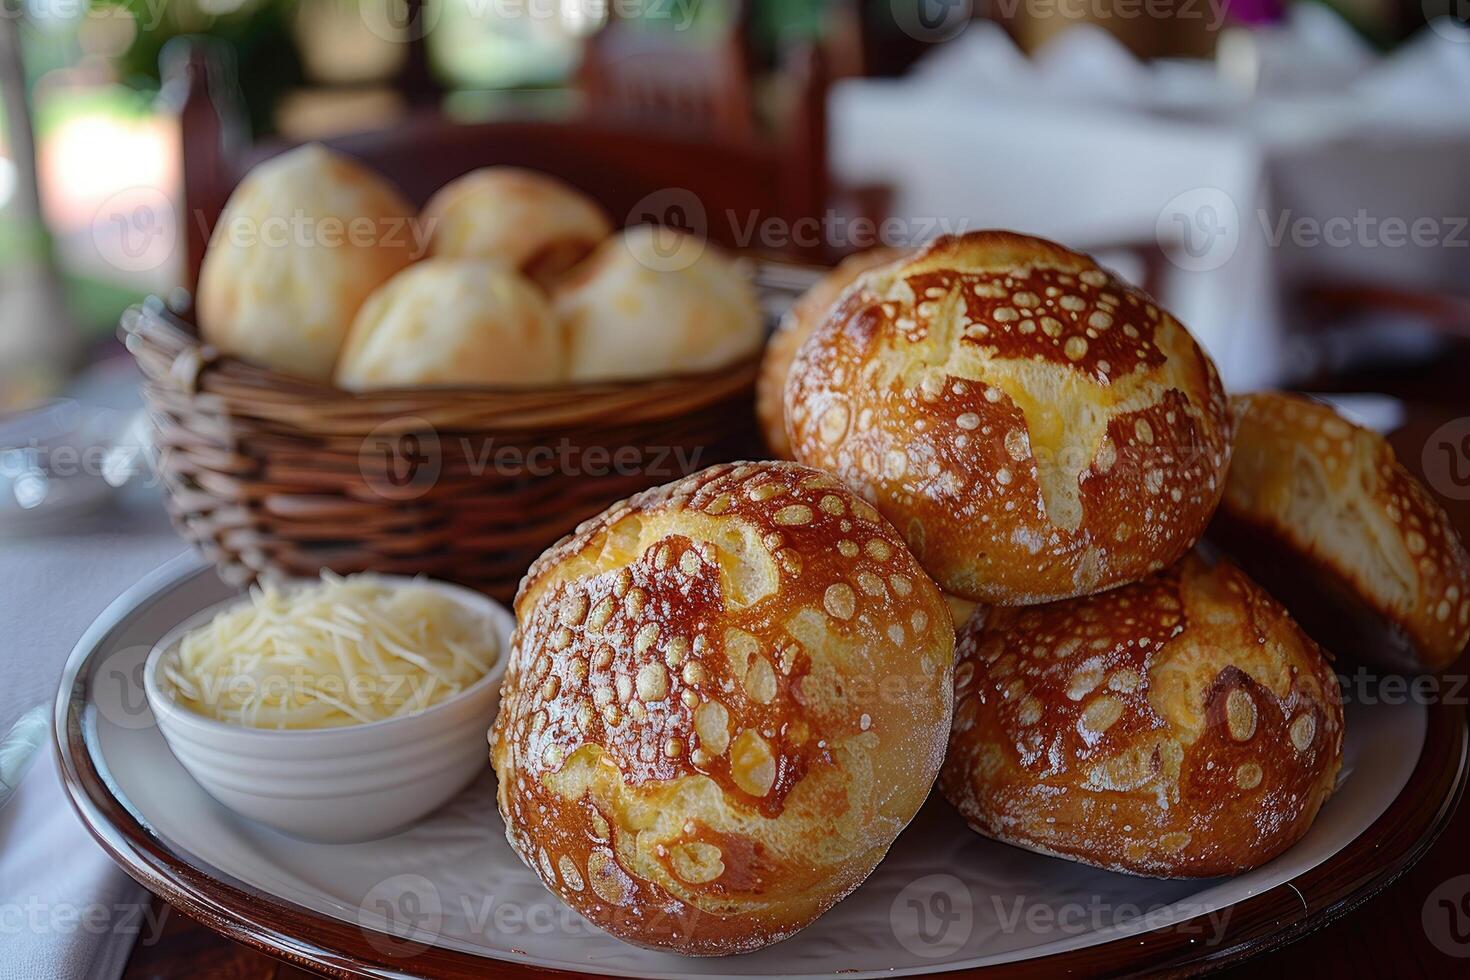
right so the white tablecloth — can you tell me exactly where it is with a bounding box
[0,363,187,980]
[830,15,1470,392]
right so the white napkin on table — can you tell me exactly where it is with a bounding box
[0,511,187,980]
[833,13,1470,389]
[0,758,168,980]
[0,364,187,980]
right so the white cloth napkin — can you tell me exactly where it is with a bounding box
[831,16,1470,390]
[0,363,188,980]
[0,759,169,980]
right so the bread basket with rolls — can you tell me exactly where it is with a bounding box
[124,145,797,602]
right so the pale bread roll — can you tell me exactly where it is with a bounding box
[335,260,560,390]
[491,461,954,954]
[422,167,611,288]
[197,144,417,381]
[554,226,764,383]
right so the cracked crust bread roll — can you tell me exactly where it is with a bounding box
[786,231,1232,605]
[197,144,416,381]
[940,553,1343,878]
[756,247,909,459]
[1212,391,1470,673]
[490,460,954,954]
[553,225,764,384]
[422,167,612,288]
[334,260,561,390]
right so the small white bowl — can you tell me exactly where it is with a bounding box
[144,576,511,844]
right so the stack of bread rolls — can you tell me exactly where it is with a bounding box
[197,145,762,388]
[492,228,1470,956]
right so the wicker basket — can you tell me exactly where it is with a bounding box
[121,266,811,601]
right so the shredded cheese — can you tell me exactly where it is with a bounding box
[164,572,497,729]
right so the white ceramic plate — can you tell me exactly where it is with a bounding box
[58,555,1459,978]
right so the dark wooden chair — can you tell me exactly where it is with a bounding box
[577,1,757,142]
[170,35,838,293]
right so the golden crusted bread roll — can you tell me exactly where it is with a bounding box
[941,553,1343,878]
[553,226,764,383]
[1212,391,1470,672]
[334,260,561,390]
[757,247,908,459]
[197,144,416,381]
[491,461,955,954]
[422,167,611,288]
[786,231,1232,605]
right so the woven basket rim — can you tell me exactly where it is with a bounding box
[124,304,769,437]
[124,300,766,399]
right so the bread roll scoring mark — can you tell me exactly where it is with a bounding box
[786,232,1231,605]
[940,555,1344,877]
[491,461,955,954]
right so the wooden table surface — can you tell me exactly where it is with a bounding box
[118,357,1470,979]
